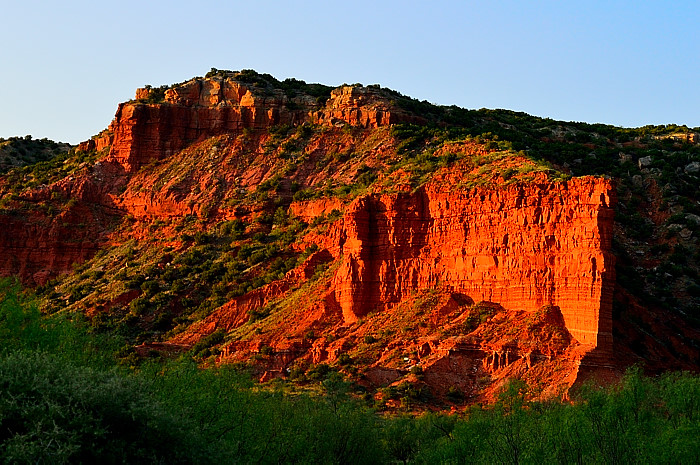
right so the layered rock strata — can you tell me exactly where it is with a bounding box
[321,176,616,351]
[0,204,114,285]
[3,76,617,367]
[93,77,421,173]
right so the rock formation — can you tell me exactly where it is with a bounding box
[96,76,422,173]
[324,176,616,351]
[0,200,116,285]
[9,70,680,406]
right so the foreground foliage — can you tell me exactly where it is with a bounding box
[1,279,699,463]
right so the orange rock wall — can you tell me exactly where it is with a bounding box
[0,206,109,285]
[100,79,420,172]
[5,78,422,284]
[326,177,616,350]
[104,102,302,172]
[12,78,615,355]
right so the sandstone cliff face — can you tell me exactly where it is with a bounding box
[196,173,617,400]
[311,86,426,128]
[99,78,316,172]
[98,77,419,173]
[321,176,616,351]
[0,161,125,285]
[3,74,617,347]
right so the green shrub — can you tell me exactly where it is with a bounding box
[0,351,208,464]
[273,206,288,225]
[220,219,246,238]
[292,189,314,201]
[140,280,160,296]
[446,385,464,401]
[191,329,226,356]
[306,363,333,381]
[259,345,275,356]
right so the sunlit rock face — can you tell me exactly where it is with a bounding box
[329,176,616,351]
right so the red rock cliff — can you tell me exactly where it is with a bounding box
[98,77,420,172]
[321,176,616,351]
[0,202,116,285]
[103,86,312,172]
[311,86,425,128]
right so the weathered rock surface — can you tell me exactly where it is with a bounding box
[0,202,115,285]
[193,174,616,399]
[323,176,616,351]
[0,161,125,284]
[311,86,426,128]
[93,76,421,173]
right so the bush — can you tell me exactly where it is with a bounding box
[191,329,225,356]
[0,351,208,464]
[273,207,288,225]
[220,219,246,238]
[292,189,314,201]
[140,280,160,296]
[306,363,333,381]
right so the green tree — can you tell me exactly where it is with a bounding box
[0,352,210,464]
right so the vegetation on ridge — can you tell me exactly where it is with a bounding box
[137,68,335,105]
[0,135,72,174]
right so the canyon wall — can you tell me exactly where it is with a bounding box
[311,86,426,128]
[0,161,125,285]
[324,176,616,350]
[97,78,421,172]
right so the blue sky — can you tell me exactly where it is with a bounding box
[1,1,698,144]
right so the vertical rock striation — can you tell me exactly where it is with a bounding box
[328,176,616,351]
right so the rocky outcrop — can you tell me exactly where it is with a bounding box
[98,78,316,172]
[1,72,626,402]
[93,77,422,173]
[76,135,111,154]
[311,86,426,128]
[289,198,345,223]
[0,160,125,285]
[204,174,616,396]
[323,176,616,351]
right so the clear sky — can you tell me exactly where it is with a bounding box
[1,0,698,144]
